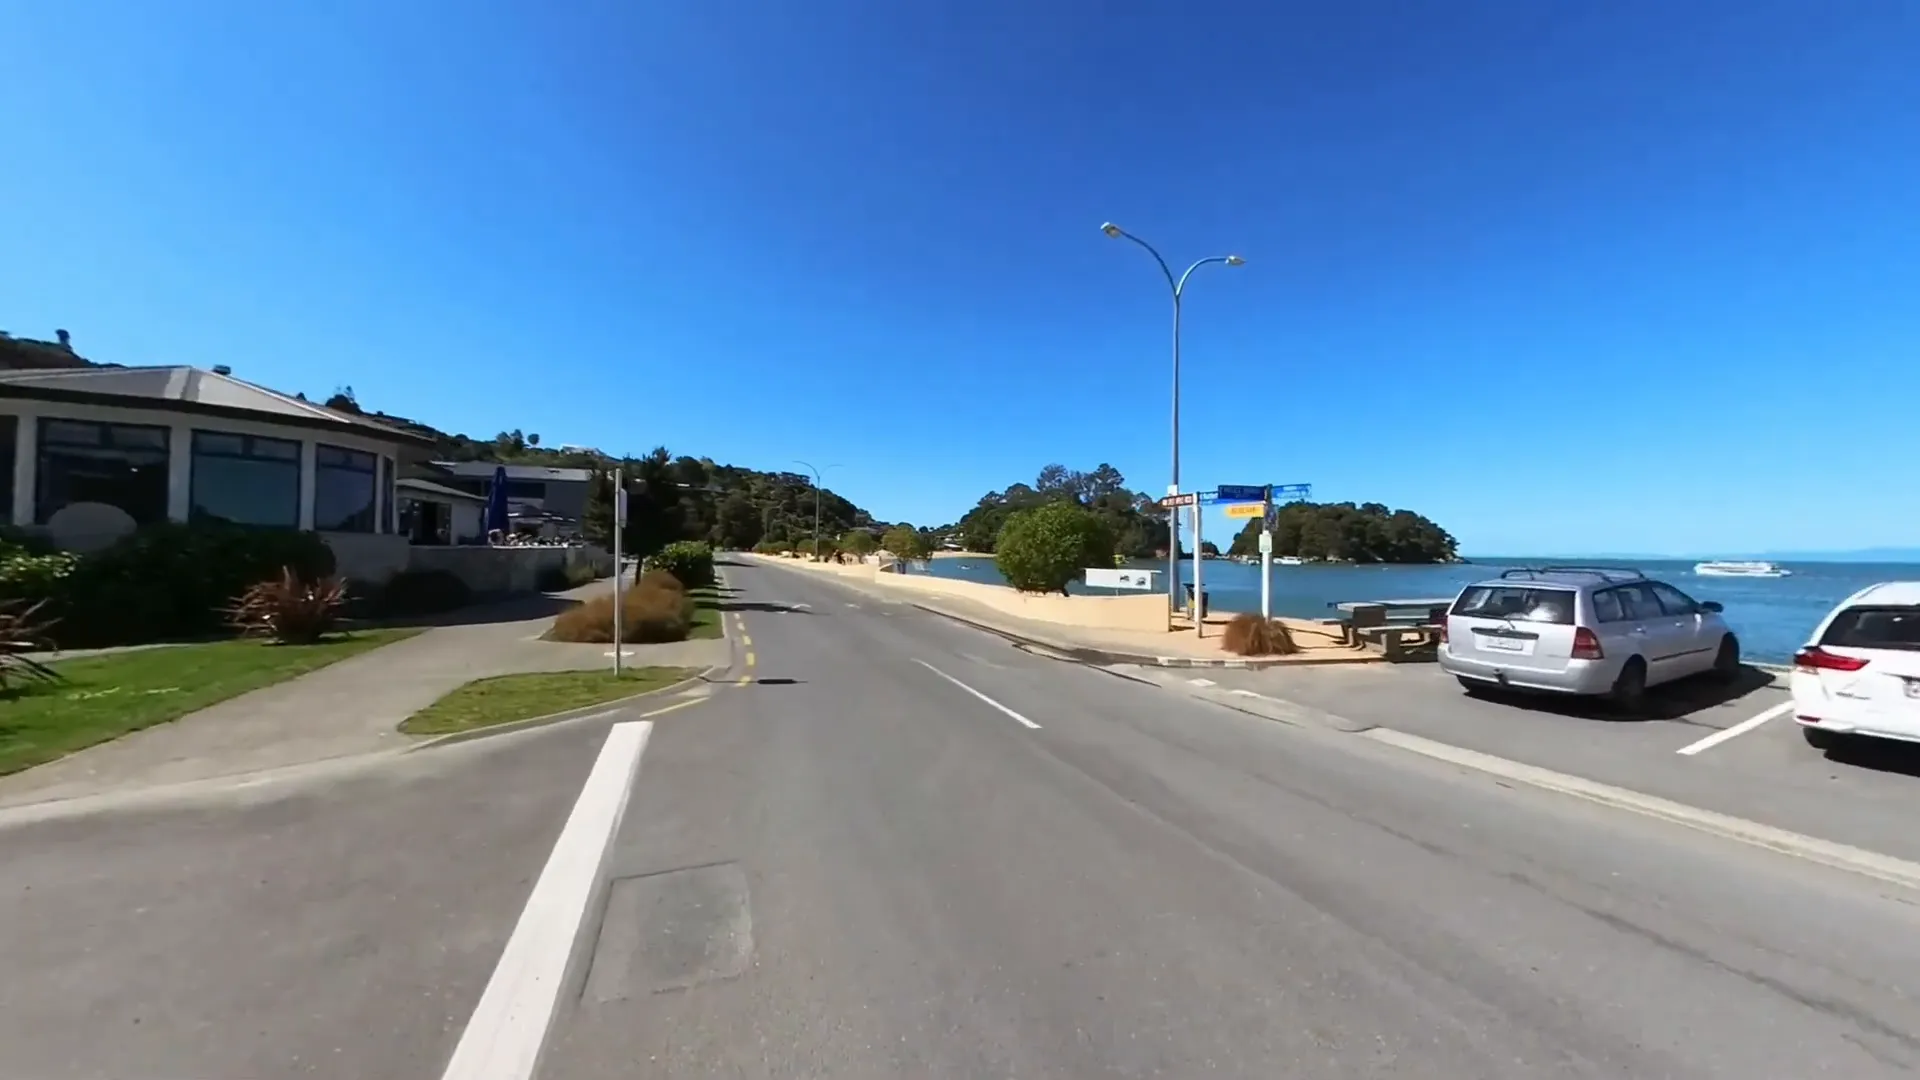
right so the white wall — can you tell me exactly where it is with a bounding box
[1,399,407,534]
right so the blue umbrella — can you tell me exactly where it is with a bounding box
[484,464,511,536]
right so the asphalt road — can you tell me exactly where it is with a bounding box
[7,558,1920,1078]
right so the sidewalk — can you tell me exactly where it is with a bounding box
[0,579,730,809]
[751,555,1378,669]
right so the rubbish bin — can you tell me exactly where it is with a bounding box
[1183,583,1211,619]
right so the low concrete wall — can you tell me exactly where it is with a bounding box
[405,544,612,594]
[774,556,1169,632]
[323,532,412,586]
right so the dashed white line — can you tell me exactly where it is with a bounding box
[1676,700,1795,756]
[439,720,653,1080]
[1188,677,1217,687]
[912,659,1041,729]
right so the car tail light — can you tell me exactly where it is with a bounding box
[1794,646,1868,672]
[1437,620,1448,644]
[1572,627,1603,660]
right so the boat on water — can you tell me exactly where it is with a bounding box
[1276,555,1305,566]
[1694,560,1792,578]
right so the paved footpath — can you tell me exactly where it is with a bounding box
[0,581,726,810]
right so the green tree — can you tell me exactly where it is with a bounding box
[1225,502,1456,563]
[581,468,617,547]
[715,493,763,550]
[841,529,878,557]
[882,525,933,562]
[994,502,1115,595]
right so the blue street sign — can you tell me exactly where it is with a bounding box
[1213,484,1266,504]
[1269,483,1312,502]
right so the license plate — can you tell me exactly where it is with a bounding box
[1482,636,1528,653]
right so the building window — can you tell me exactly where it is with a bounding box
[35,418,170,525]
[314,444,377,532]
[380,456,397,534]
[190,430,300,527]
[0,415,15,525]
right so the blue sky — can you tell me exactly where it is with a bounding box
[4,1,1915,556]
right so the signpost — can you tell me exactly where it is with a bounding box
[1085,567,1158,592]
[1223,503,1265,519]
[611,469,627,676]
[1157,492,1197,508]
[1212,484,1266,504]
[1258,483,1313,620]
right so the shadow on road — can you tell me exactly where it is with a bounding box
[1465,665,1777,725]
[352,590,584,630]
[717,601,814,614]
[1817,736,1920,781]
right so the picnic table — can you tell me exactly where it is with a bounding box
[1327,597,1455,659]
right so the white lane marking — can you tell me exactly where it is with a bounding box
[1362,726,1920,893]
[440,720,654,1080]
[1676,700,1795,756]
[912,659,1041,729]
[845,603,860,608]
[1230,688,1262,698]
[1188,677,1217,687]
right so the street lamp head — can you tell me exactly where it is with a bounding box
[1100,222,1123,238]
[1225,254,1246,266]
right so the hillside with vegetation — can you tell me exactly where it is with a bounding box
[1226,501,1457,564]
[946,464,1172,558]
[322,388,881,555]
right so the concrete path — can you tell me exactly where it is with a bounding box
[0,581,728,809]
[9,561,1920,1077]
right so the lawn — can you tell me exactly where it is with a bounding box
[399,666,699,736]
[689,586,726,639]
[0,629,420,777]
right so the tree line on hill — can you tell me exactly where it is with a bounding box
[946,463,1173,558]
[1225,501,1458,564]
[321,388,887,558]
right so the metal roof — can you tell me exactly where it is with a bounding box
[429,460,594,484]
[0,365,436,447]
[397,476,489,504]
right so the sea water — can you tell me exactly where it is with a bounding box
[903,556,1920,664]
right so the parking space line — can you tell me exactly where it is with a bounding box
[912,659,1041,729]
[1676,700,1795,756]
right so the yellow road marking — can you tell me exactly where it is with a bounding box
[737,649,758,686]
[740,634,752,647]
[638,697,704,719]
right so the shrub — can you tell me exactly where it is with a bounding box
[565,559,600,586]
[379,569,473,616]
[841,530,878,557]
[1222,614,1299,657]
[227,567,348,644]
[638,568,686,596]
[0,522,338,648]
[994,503,1116,595]
[0,599,59,692]
[646,540,714,587]
[752,539,789,555]
[547,581,693,644]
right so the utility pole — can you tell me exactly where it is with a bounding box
[612,466,627,676]
[793,459,841,559]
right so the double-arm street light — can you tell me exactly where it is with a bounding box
[1100,222,1245,615]
[793,459,843,558]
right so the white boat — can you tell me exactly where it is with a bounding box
[1275,555,1304,566]
[1693,560,1791,578]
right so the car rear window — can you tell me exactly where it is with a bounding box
[1451,586,1576,625]
[1820,606,1920,652]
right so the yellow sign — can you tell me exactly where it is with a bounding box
[1224,502,1266,519]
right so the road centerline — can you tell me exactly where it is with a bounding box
[912,659,1042,729]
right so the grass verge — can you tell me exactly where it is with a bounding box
[0,629,420,777]
[399,666,698,736]
[690,587,725,639]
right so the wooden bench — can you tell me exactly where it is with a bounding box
[1355,623,1437,661]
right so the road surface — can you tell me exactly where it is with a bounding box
[5,557,1920,1078]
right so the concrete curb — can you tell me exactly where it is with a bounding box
[905,601,1378,670]
[410,566,740,750]
[404,668,722,751]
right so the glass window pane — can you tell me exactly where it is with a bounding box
[108,425,169,450]
[314,444,376,532]
[191,453,299,527]
[41,420,102,446]
[0,415,14,525]
[1592,588,1625,623]
[252,436,300,461]
[1450,586,1575,625]
[1649,583,1698,615]
[193,431,247,456]
[36,438,170,525]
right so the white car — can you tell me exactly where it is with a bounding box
[1792,581,1920,749]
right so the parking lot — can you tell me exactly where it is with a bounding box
[1158,661,1920,868]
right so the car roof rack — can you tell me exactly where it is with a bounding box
[1499,565,1647,583]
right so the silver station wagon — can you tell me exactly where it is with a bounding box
[1438,566,1741,711]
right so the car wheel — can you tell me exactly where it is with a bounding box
[1712,635,1741,682]
[1609,658,1649,716]
[1803,726,1840,751]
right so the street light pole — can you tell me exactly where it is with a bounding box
[793,460,842,560]
[1101,223,1244,619]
